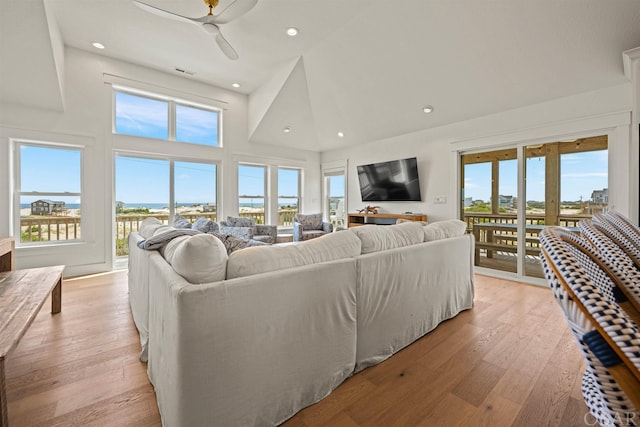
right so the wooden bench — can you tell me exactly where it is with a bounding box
[474,242,542,264]
[0,265,64,427]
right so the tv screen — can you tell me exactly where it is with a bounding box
[357,157,422,201]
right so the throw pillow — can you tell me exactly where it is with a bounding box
[163,234,227,284]
[193,217,219,233]
[296,213,323,230]
[226,216,256,227]
[210,233,268,254]
[173,214,192,229]
[139,217,163,238]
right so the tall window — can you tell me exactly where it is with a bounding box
[277,168,300,227]
[115,155,217,256]
[238,164,266,224]
[17,143,82,244]
[114,89,220,147]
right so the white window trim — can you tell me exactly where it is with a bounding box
[277,166,301,231]
[13,140,85,247]
[237,162,268,220]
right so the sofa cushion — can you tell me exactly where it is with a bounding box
[161,233,227,283]
[139,217,163,238]
[193,217,219,233]
[226,216,255,227]
[423,219,467,242]
[296,213,323,230]
[349,222,424,254]
[226,230,361,279]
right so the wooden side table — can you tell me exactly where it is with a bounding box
[0,265,64,427]
[0,238,14,272]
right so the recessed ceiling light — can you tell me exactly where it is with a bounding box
[337,131,345,138]
[283,126,292,133]
[92,42,105,49]
[422,105,434,114]
[232,83,240,88]
[286,27,299,37]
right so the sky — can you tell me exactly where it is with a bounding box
[464,150,608,202]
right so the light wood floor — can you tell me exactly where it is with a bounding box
[6,271,590,426]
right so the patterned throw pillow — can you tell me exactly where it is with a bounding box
[173,214,192,229]
[226,216,256,227]
[211,233,269,255]
[211,233,250,254]
[296,213,323,230]
[193,217,219,234]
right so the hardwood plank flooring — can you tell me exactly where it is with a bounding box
[5,271,590,426]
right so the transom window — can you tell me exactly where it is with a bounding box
[113,89,221,147]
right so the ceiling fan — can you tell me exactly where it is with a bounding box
[133,0,258,60]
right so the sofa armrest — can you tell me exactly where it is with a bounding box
[322,222,334,233]
[219,225,254,240]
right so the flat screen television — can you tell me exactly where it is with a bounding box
[357,157,422,201]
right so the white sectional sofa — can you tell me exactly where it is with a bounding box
[128,219,474,426]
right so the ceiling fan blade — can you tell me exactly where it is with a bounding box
[215,33,239,60]
[133,1,197,25]
[211,0,258,24]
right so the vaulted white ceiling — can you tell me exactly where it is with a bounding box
[2,0,640,151]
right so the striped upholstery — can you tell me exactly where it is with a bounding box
[592,214,640,268]
[580,219,640,307]
[540,226,640,424]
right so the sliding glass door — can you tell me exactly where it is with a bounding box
[461,135,608,279]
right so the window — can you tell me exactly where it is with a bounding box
[277,168,300,227]
[238,164,266,224]
[114,155,218,256]
[323,165,347,228]
[17,143,82,244]
[460,135,608,279]
[114,89,220,147]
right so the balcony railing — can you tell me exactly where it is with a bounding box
[20,210,299,256]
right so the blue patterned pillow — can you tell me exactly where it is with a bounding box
[227,216,255,227]
[193,217,219,233]
[296,213,323,230]
[173,215,192,229]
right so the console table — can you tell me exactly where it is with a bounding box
[347,213,427,227]
[0,265,64,427]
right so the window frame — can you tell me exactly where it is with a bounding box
[237,163,268,221]
[114,153,220,258]
[112,87,222,148]
[14,140,84,246]
[277,167,301,229]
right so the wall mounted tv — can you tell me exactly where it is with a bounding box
[357,157,422,201]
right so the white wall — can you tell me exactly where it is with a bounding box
[0,47,321,276]
[321,83,635,223]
